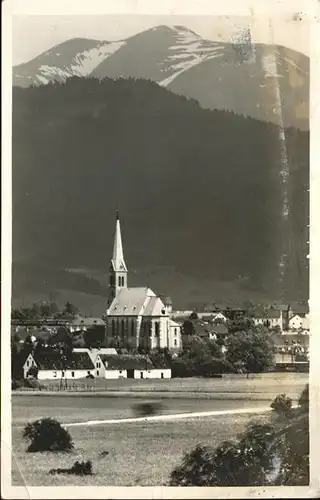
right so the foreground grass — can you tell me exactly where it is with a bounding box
[12,413,268,486]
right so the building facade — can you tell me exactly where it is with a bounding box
[105,213,181,351]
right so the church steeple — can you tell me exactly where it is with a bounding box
[108,211,127,306]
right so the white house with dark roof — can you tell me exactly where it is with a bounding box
[253,309,283,330]
[286,304,309,331]
[22,351,95,380]
[68,317,106,333]
[96,353,171,379]
[105,212,181,351]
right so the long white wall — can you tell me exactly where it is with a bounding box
[104,369,172,379]
[37,369,95,380]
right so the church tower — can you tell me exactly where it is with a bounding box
[108,211,127,306]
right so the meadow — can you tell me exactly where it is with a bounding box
[15,372,308,399]
[11,373,308,486]
[12,405,268,486]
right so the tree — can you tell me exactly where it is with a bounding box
[39,301,51,318]
[22,417,74,452]
[169,385,309,486]
[170,423,275,486]
[84,325,105,348]
[271,394,293,418]
[181,319,196,336]
[227,316,255,335]
[189,312,199,320]
[226,331,275,374]
[63,302,78,318]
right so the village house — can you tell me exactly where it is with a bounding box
[22,351,95,380]
[95,353,171,380]
[273,333,309,366]
[72,347,118,367]
[252,309,283,330]
[287,306,310,331]
[105,212,182,352]
[196,312,227,322]
[168,319,182,350]
[67,317,106,333]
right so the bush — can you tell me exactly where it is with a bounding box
[22,417,74,452]
[24,378,46,390]
[49,460,93,476]
[271,394,293,417]
[12,379,24,390]
[170,423,275,486]
[132,402,163,417]
[298,384,309,409]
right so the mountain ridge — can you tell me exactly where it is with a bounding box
[13,25,309,130]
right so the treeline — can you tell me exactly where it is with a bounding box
[11,301,78,321]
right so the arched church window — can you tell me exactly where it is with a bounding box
[121,320,125,335]
[118,276,121,287]
[155,322,160,337]
[112,319,115,336]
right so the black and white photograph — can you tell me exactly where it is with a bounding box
[2,0,319,498]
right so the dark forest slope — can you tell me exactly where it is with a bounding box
[12,77,309,308]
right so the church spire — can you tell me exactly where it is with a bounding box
[112,210,127,272]
[108,211,128,307]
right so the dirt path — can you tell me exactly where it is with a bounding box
[65,405,277,427]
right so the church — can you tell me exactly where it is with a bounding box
[105,212,181,352]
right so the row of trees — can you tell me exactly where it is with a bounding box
[12,301,78,320]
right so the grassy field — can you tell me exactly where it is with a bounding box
[12,395,270,425]
[11,373,308,486]
[16,372,309,399]
[12,411,268,486]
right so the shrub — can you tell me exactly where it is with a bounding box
[49,460,93,476]
[12,379,24,390]
[298,384,309,409]
[132,402,163,417]
[170,423,275,486]
[24,378,45,390]
[271,394,293,417]
[22,417,74,452]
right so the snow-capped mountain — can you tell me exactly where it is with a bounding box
[13,25,309,129]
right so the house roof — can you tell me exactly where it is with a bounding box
[108,288,167,317]
[290,304,309,315]
[211,323,229,335]
[74,347,118,356]
[32,351,95,370]
[69,317,106,327]
[99,354,154,370]
[253,309,281,319]
[272,334,309,347]
[169,320,181,328]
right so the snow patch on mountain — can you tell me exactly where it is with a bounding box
[34,41,126,85]
[159,26,224,86]
[69,41,126,76]
[37,65,71,84]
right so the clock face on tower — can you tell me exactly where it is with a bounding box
[119,262,125,271]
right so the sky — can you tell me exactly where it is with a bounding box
[12,14,309,66]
